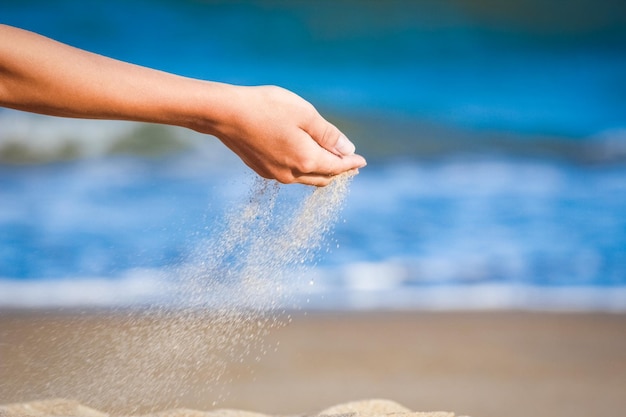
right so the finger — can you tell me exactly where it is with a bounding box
[321,152,367,174]
[292,168,361,187]
[292,174,334,187]
[304,115,356,157]
[294,147,367,178]
[333,133,356,156]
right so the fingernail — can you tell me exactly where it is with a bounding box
[335,134,356,156]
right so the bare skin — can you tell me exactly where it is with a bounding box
[0,24,366,186]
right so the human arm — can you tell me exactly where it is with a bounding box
[0,24,366,186]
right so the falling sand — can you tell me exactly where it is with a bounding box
[1,173,355,413]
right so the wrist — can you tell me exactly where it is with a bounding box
[169,79,239,138]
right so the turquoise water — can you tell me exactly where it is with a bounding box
[1,0,626,310]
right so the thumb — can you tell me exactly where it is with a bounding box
[333,133,356,156]
[309,118,357,157]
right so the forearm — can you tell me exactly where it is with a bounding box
[0,24,226,131]
[0,24,366,186]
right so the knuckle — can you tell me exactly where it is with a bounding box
[318,124,334,148]
[300,99,317,115]
[274,170,296,184]
[315,179,331,187]
[296,156,317,174]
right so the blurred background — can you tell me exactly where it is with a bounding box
[1,0,626,311]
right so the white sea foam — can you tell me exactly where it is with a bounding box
[0,269,166,308]
[301,263,626,312]
[4,263,626,313]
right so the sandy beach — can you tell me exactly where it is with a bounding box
[1,311,625,417]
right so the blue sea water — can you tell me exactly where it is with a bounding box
[1,0,626,310]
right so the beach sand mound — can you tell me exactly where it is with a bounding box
[0,399,460,417]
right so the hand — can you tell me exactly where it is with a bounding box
[197,85,367,187]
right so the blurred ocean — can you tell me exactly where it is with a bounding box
[1,0,625,310]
